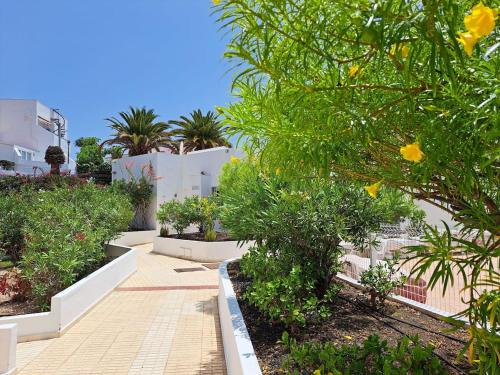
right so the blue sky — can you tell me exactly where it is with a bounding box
[0,0,233,155]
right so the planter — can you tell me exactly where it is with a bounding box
[0,244,137,342]
[113,230,158,246]
[153,236,254,263]
[218,259,262,375]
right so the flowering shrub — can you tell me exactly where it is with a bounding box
[0,183,133,309]
[216,0,498,370]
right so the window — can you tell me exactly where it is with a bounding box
[20,150,33,161]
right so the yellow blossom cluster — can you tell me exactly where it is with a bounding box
[457,2,498,56]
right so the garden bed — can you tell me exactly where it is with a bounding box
[0,244,136,341]
[165,231,233,242]
[227,261,471,375]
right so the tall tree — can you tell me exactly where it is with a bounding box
[169,110,231,152]
[102,107,172,156]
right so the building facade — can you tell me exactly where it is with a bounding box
[0,99,75,175]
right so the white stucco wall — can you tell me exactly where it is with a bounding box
[112,147,242,229]
[416,200,459,230]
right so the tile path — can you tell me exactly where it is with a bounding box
[16,244,226,375]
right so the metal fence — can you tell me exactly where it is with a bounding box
[340,223,470,316]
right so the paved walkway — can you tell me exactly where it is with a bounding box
[16,244,226,375]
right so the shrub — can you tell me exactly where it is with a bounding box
[44,146,65,175]
[217,1,499,369]
[0,193,28,262]
[0,160,15,171]
[157,196,221,239]
[360,253,407,308]
[156,200,191,237]
[281,333,447,375]
[19,183,133,309]
[220,158,398,329]
[0,174,87,194]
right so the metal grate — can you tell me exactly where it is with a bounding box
[173,267,206,273]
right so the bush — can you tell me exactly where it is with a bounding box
[0,174,87,194]
[0,194,28,262]
[281,333,447,375]
[360,253,407,308]
[2,183,133,309]
[157,196,220,239]
[44,146,65,175]
[156,200,191,237]
[0,160,15,171]
[220,158,400,329]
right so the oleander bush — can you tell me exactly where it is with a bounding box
[216,0,499,370]
[0,183,133,310]
[281,332,447,375]
[218,158,417,329]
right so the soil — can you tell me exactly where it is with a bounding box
[166,232,234,242]
[227,261,472,375]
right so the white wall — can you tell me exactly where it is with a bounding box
[112,147,242,229]
[416,199,459,229]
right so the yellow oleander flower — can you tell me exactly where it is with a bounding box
[230,156,240,164]
[348,65,363,77]
[212,0,221,5]
[457,32,479,56]
[464,2,498,37]
[313,370,322,375]
[364,181,382,199]
[344,335,353,340]
[400,143,424,163]
[390,43,409,58]
[275,168,281,175]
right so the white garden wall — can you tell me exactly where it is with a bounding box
[0,324,17,375]
[153,237,253,262]
[0,244,136,341]
[218,259,262,375]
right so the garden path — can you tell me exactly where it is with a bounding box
[15,243,226,375]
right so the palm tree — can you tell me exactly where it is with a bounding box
[102,107,172,156]
[169,110,231,153]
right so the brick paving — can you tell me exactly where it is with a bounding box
[16,244,226,375]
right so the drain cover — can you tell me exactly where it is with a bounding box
[174,267,206,273]
[202,263,220,270]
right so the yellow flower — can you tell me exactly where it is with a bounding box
[230,156,240,164]
[212,0,221,5]
[400,143,424,163]
[348,65,363,77]
[457,32,480,56]
[464,2,498,37]
[343,335,353,340]
[275,168,281,175]
[390,43,409,58]
[364,181,382,199]
[313,370,322,375]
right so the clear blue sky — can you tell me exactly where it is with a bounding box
[0,0,233,155]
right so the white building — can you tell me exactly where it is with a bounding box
[0,99,75,175]
[112,147,241,229]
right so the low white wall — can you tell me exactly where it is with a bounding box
[218,259,262,375]
[0,324,17,375]
[0,244,136,341]
[153,237,253,262]
[113,230,158,247]
[55,244,136,333]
